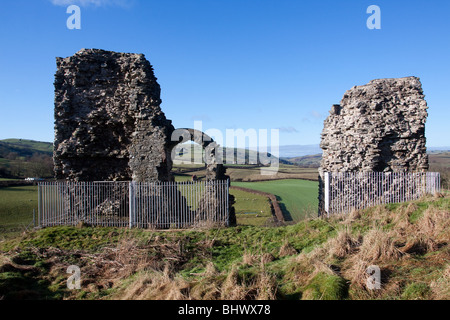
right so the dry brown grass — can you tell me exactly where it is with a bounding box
[326,196,449,296]
[343,227,401,288]
[87,197,450,300]
[253,271,278,300]
[221,265,246,299]
[430,265,450,300]
[279,240,298,257]
[113,253,280,301]
[395,205,449,255]
[357,228,403,263]
[295,246,337,284]
[400,236,438,255]
[327,227,361,259]
[260,252,275,264]
[106,195,450,300]
[242,251,259,266]
[220,264,278,300]
[119,265,192,300]
[242,249,275,266]
[390,203,417,233]
[345,208,362,223]
[416,207,450,242]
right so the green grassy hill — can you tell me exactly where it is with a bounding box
[283,151,450,169]
[0,193,448,300]
[282,154,322,168]
[0,139,53,179]
[173,143,289,166]
[0,139,52,157]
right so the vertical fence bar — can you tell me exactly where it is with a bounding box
[42,182,45,227]
[324,172,330,217]
[438,172,441,193]
[38,183,42,227]
[129,181,135,228]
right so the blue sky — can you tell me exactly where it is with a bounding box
[0,0,449,148]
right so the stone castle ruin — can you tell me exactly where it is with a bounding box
[52,49,433,223]
[318,77,430,215]
[53,49,234,227]
[54,49,227,183]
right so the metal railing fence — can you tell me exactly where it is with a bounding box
[323,172,441,216]
[38,180,230,229]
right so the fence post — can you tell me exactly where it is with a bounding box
[37,183,42,227]
[324,172,330,217]
[129,181,136,228]
[438,172,441,193]
[226,179,230,226]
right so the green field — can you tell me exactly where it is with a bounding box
[172,163,319,182]
[0,186,37,240]
[232,179,319,221]
[229,188,273,226]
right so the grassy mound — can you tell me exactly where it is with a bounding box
[0,193,448,300]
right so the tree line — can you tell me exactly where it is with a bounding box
[0,152,53,179]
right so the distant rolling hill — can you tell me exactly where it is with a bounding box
[283,151,450,169]
[0,139,52,158]
[0,139,54,179]
[0,139,286,166]
[278,144,322,158]
[173,143,290,166]
[429,152,450,168]
[428,146,450,153]
[282,154,322,168]
[1,139,447,171]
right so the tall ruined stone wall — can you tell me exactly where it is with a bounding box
[53,49,235,227]
[54,49,175,182]
[318,77,429,215]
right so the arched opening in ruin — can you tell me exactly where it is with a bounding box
[171,140,207,181]
[168,128,226,182]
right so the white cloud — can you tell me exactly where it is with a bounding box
[277,126,299,133]
[50,0,132,7]
[310,110,324,119]
[190,114,211,122]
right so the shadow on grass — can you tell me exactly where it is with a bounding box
[276,196,293,222]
